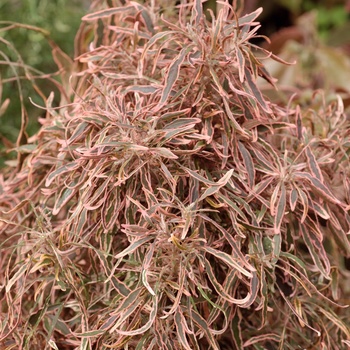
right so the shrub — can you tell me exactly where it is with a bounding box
[0,1,349,349]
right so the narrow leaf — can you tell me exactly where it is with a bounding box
[150,147,178,159]
[82,6,134,21]
[46,162,79,187]
[114,236,154,259]
[175,312,192,350]
[203,246,253,278]
[275,183,286,234]
[191,309,220,350]
[295,172,342,205]
[305,146,323,182]
[159,47,188,105]
[289,188,298,212]
[53,183,77,215]
[116,296,158,336]
[198,169,234,202]
[301,224,330,279]
[6,263,28,293]
[244,67,271,113]
[238,141,255,188]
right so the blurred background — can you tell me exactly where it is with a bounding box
[0,0,350,167]
[0,0,88,167]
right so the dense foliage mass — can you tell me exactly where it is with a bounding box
[0,1,349,349]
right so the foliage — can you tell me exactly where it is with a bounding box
[0,1,349,349]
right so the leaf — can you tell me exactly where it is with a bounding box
[295,172,342,205]
[237,7,263,26]
[175,312,192,350]
[276,283,321,337]
[198,169,234,202]
[191,0,203,26]
[52,182,77,215]
[0,98,10,117]
[116,296,158,336]
[6,262,28,293]
[190,309,220,350]
[15,144,37,153]
[289,188,298,212]
[142,243,155,296]
[243,333,280,347]
[238,142,255,188]
[150,147,178,159]
[270,182,281,216]
[183,167,219,186]
[331,268,339,301]
[203,246,253,278]
[310,200,330,220]
[142,31,174,56]
[305,146,323,182]
[48,340,59,350]
[1,199,29,214]
[296,186,308,223]
[123,85,159,95]
[111,297,143,332]
[244,67,271,113]
[163,117,201,130]
[329,223,350,257]
[280,252,307,275]
[45,162,79,187]
[231,313,243,350]
[301,224,330,279]
[235,46,245,83]
[68,122,89,144]
[318,308,350,338]
[249,148,275,173]
[204,259,258,307]
[77,329,106,337]
[159,47,188,105]
[114,236,154,259]
[82,6,134,21]
[275,183,286,234]
[222,97,249,136]
[257,138,282,171]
